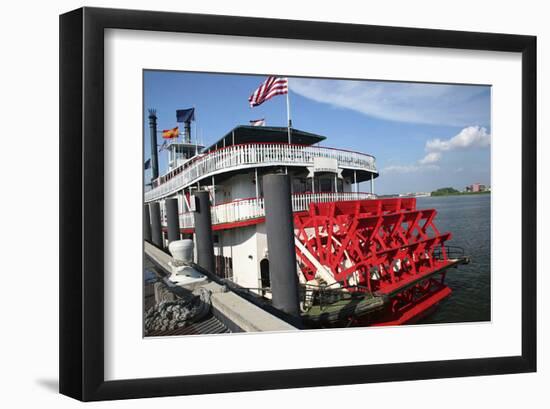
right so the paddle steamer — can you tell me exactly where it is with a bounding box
[145,110,467,326]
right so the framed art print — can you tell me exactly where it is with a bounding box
[59,7,536,401]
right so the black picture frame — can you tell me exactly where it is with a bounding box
[59,7,537,401]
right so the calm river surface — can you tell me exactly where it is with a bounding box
[416,194,491,324]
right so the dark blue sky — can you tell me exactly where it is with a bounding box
[144,70,491,194]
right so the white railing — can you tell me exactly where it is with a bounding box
[146,143,377,202]
[178,192,375,229]
[290,192,376,211]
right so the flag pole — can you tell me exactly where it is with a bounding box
[286,78,292,144]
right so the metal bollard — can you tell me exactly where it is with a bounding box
[263,174,300,317]
[192,191,215,273]
[165,198,180,244]
[149,202,163,249]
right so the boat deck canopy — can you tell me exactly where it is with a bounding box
[204,125,326,153]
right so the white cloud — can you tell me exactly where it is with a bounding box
[419,152,442,165]
[383,126,490,174]
[425,126,490,152]
[290,79,490,126]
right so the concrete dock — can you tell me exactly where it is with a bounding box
[144,241,297,334]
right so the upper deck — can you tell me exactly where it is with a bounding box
[145,126,377,203]
[145,142,378,202]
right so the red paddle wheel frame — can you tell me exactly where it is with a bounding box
[294,198,455,325]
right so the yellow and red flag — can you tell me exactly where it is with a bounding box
[162,127,179,139]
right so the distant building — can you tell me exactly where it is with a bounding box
[465,183,488,193]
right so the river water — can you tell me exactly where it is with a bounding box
[416,194,491,324]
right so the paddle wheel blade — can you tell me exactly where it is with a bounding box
[294,197,457,325]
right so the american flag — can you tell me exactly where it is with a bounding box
[248,76,288,107]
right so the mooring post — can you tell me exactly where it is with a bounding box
[165,198,180,243]
[149,202,163,249]
[193,190,215,273]
[263,173,301,317]
[144,204,152,242]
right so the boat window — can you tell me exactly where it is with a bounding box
[319,178,332,193]
[292,177,307,194]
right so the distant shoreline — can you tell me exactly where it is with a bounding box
[378,191,491,199]
[430,191,491,197]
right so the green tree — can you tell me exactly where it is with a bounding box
[431,187,460,196]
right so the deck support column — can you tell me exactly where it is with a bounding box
[144,204,152,242]
[354,170,358,193]
[212,176,216,206]
[149,202,163,249]
[255,168,259,200]
[193,190,215,273]
[263,174,301,318]
[165,198,180,244]
[370,172,374,194]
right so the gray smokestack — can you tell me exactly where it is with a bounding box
[148,109,159,181]
[184,120,191,144]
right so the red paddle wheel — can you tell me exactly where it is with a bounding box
[294,198,459,326]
